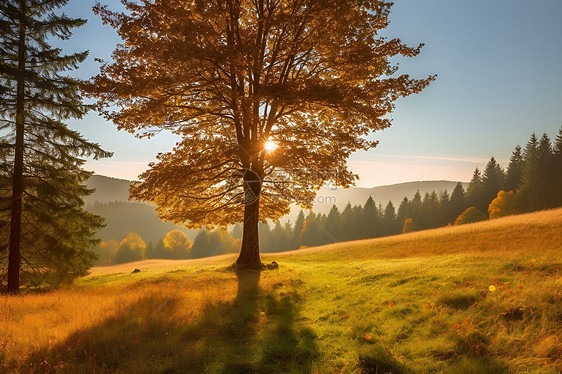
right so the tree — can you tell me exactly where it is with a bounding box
[448,183,466,224]
[519,133,540,211]
[0,0,110,292]
[554,126,562,206]
[505,145,523,192]
[91,239,119,266]
[162,230,192,258]
[114,232,146,264]
[402,217,416,233]
[382,201,397,236]
[466,168,486,212]
[325,205,341,241]
[536,133,555,209]
[87,0,434,269]
[454,207,487,225]
[361,196,379,238]
[292,210,306,249]
[488,190,521,219]
[300,212,321,247]
[481,157,505,208]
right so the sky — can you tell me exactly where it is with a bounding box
[59,0,562,187]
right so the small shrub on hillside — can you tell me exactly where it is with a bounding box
[402,218,417,233]
[488,190,522,219]
[454,207,487,225]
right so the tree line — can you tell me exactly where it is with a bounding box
[141,127,560,257]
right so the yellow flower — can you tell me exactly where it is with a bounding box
[489,285,496,292]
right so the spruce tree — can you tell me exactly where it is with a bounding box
[482,157,505,209]
[519,133,540,211]
[361,196,379,239]
[536,133,556,209]
[0,0,110,292]
[449,183,466,223]
[325,205,340,242]
[292,210,305,249]
[554,126,562,206]
[505,145,523,192]
[466,168,486,212]
[382,201,397,236]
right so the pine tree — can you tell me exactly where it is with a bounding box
[437,190,450,227]
[554,126,562,206]
[325,205,340,242]
[466,168,486,212]
[448,183,466,224]
[340,203,356,242]
[519,133,540,211]
[505,145,523,192]
[0,0,110,292]
[397,197,410,228]
[482,157,505,209]
[361,196,379,239]
[382,201,397,236]
[292,211,305,249]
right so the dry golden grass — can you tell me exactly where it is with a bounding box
[1,208,561,373]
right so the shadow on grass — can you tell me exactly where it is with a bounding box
[23,270,317,373]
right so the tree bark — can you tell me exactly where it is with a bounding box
[7,1,26,294]
[236,169,262,269]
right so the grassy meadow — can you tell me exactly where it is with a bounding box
[1,208,562,373]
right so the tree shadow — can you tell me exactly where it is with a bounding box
[23,271,317,373]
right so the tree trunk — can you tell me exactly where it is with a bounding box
[236,169,262,269]
[7,2,26,294]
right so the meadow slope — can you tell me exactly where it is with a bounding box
[1,208,561,373]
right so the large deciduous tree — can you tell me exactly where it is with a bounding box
[88,0,434,269]
[0,0,110,293]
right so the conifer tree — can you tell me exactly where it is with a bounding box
[505,145,523,192]
[448,183,466,223]
[482,157,505,209]
[292,210,305,249]
[536,133,555,209]
[0,0,110,293]
[554,126,562,206]
[519,133,540,211]
[466,168,486,212]
[382,201,397,236]
[325,205,340,242]
[361,196,379,239]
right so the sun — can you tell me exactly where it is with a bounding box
[264,140,278,152]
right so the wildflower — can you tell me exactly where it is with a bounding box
[489,285,496,292]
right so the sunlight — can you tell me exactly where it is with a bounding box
[264,140,278,152]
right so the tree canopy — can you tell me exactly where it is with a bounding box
[87,0,434,268]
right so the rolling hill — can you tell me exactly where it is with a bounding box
[3,208,561,373]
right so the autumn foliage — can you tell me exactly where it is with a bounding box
[86,0,433,267]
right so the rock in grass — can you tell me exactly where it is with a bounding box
[131,269,141,273]
[266,261,279,270]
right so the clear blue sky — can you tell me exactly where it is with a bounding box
[61,0,562,187]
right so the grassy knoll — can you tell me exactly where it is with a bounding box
[1,208,561,373]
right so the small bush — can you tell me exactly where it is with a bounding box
[454,207,487,225]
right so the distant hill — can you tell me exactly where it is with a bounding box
[85,175,198,244]
[84,175,131,204]
[85,175,468,239]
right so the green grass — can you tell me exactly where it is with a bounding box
[1,208,562,373]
